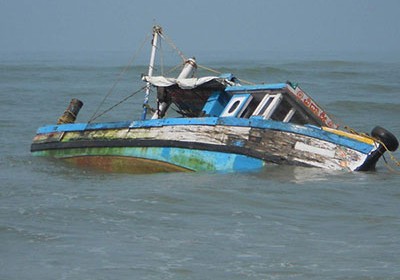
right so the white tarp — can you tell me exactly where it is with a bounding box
[143,76,224,89]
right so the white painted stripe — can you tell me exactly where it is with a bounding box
[294,142,335,158]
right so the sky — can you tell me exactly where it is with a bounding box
[1,0,400,56]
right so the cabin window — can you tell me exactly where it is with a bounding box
[278,100,319,126]
[283,108,296,122]
[228,100,241,113]
[249,92,321,126]
[270,98,293,122]
[252,94,283,119]
[290,110,318,126]
[220,94,253,117]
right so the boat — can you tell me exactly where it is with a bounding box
[31,25,399,173]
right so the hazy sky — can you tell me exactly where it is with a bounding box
[1,0,400,55]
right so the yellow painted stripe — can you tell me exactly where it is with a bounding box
[322,127,375,145]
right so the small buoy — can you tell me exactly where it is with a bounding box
[57,98,84,124]
[371,126,399,152]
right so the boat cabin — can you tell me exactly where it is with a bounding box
[146,75,338,129]
[204,85,320,127]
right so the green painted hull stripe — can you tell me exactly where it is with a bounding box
[32,146,265,172]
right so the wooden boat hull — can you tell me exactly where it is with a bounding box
[31,117,381,173]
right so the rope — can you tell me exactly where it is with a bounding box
[159,31,253,85]
[160,33,187,62]
[196,64,221,75]
[158,37,164,75]
[164,62,186,76]
[197,64,255,85]
[382,155,400,174]
[88,34,151,123]
[236,77,255,85]
[344,126,400,173]
[89,86,146,122]
[374,139,400,170]
[88,28,187,122]
[153,29,256,85]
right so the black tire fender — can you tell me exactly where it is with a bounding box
[371,126,399,152]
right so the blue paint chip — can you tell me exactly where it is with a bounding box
[233,154,265,171]
[231,139,245,147]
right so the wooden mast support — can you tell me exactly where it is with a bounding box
[142,25,162,120]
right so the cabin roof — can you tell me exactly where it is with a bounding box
[226,83,287,92]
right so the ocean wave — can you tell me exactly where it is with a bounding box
[0,64,149,73]
[358,83,400,94]
[281,59,377,68]
[204,65,292,76]
[328,100,400,113]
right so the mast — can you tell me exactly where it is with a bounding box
[141,25,162,120]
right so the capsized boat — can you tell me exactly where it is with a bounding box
[31,26,399,173]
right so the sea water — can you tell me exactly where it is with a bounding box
[1,50,400,279]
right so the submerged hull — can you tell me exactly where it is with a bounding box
[31,117,381,173]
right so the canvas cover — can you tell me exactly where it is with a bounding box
[143,76,231,89]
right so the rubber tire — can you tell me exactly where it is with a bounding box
[371,126,399,152]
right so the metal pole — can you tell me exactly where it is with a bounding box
[141,25,162,120]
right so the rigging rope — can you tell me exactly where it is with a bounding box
[89,86,147,122]
[196,64,255,85]
[160,33,187,62]
[158,36,164,75]
[88,34,151,123]
[230,77,255,86]
[87,28,189,123]
[152,30,257,85]
[164,62,186,76]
